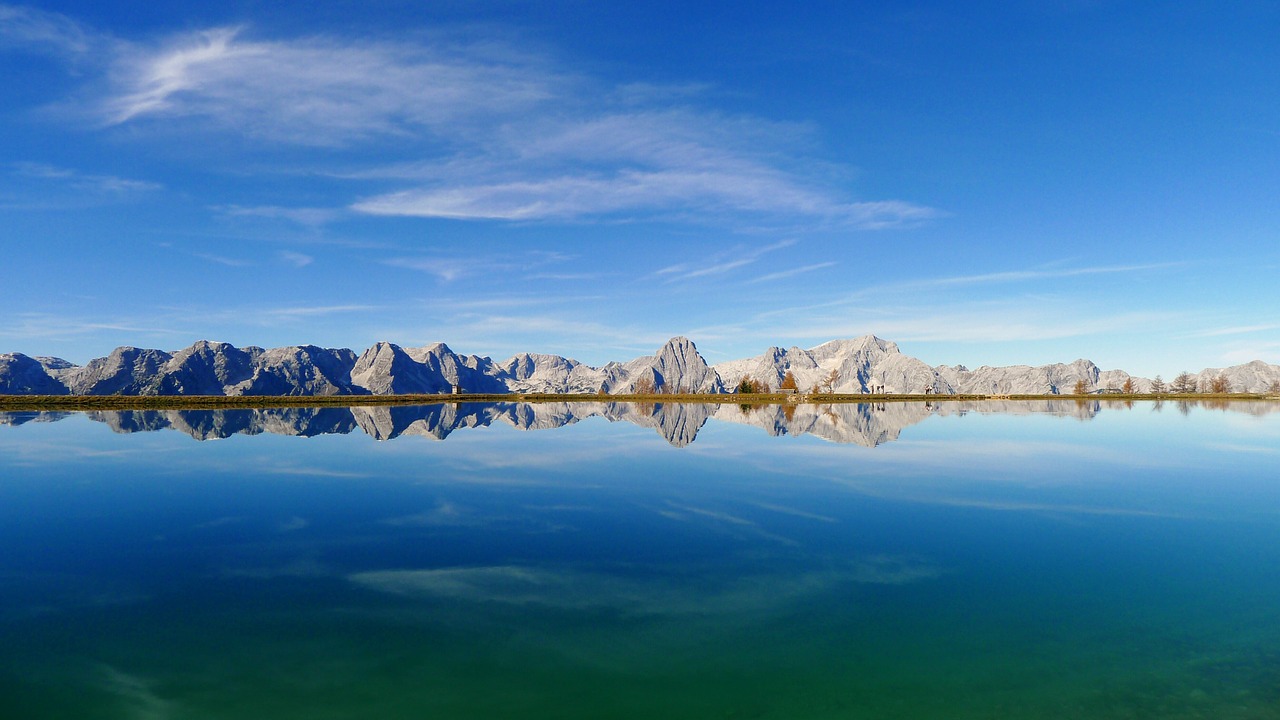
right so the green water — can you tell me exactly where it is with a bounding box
[1,401,1279,718]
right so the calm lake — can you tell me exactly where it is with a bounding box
[2,400,1279,719]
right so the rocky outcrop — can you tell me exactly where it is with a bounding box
[498,353,603,393]
[62,347,174,395]
[0,353,70,394]
[232,345,362,396]
[714,336,950,394]
[603,336,723,394]
[1192,360,1280,394]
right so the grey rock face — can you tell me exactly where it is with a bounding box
[714,335,950,394]
[498,353,603,393]
[350,342,506,395]
[1193,360,1280,393]
[599,336,723,393]
[234,345,363,396]
[63,346,174,395]
[0,353,70,395]
[152,341,260,395]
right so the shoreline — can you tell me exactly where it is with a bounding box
[1,392,1277,412]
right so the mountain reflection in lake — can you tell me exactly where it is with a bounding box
[5,398,1276,447]
[3,401,1280,719]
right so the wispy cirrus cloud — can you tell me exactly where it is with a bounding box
[220,204,343,227]
[656,239,797,282]
[747,262,837,284]
[0,4,93,56]
[95,26,557,144]
[7,7,934,228]
[384,250,577,282]
[278,251,313,268]
[2,162,160,203]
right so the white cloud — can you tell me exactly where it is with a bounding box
[195,252,251,267]
[747,262,836,284]
[97,26,557,145]
[9,162,160,195]
[222,205,342,226]
[11,8,934,227]
[657,239,797,282]
[278,251,313,267]
[0,5,92,56]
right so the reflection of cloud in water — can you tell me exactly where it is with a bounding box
[382,500,471,527]
[96,665,174,720]
[852,555,943,585]
[1203,442,1279,455]
[349,556,943,617]
[749,501,838,523]
[277,516,309,532]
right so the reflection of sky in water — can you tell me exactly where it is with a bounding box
[1,402,1280,718]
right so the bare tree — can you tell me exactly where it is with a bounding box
[632,376,656,394]
[818,368,840,394]
[1209,375,1231,394]
[1150,375,1166,394]
[1072,378,1089,395]
[1171,371,1195,394]
[1121,377,1135,394]
[1270,379,1280,394]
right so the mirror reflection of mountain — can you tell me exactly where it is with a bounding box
[6,400,1279,447]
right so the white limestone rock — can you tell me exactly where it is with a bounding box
[1192,360,1280,393]
[714,335,951,394]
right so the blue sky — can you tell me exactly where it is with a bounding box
[1,1,1277,376]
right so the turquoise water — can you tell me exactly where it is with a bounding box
[2,401,1279,718]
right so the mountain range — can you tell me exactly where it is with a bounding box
[3,335,1280,397]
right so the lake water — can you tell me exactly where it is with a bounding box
[2,400,1279,719]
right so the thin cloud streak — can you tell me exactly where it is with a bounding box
[13,8,934,226]
[9,162,160,195]
[657,240,797,282]
[748,262,836,284]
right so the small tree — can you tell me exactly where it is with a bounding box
[1150,375,1166,394]
[632,375,656,394]
[1121,377,1135,394]
[810,368,840,395]
[779,370,799,391]
[1269,379,1280,394]
[1171,371,1195,394]
[1072,378,1089,395]
[1209,375,1231,394]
